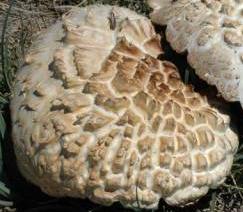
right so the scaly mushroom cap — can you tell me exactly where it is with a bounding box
[11,5,238,209]
[148,0,243,105]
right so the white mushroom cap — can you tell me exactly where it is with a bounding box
[148,0,243,106]
[11,5,238,209]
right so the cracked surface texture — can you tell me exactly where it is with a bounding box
[148,0,243,106]
[11,5,238,209]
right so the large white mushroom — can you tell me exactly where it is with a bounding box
[148,0,243,106]
[11,5,238,209]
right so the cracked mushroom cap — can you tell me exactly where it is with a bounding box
[11,5,238,209]
[148,0,243,106]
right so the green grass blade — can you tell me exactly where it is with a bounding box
[184,68,190,84]
[0,181,10,198]
[234,154,243,162]
[0,113,4,177]
[0,96,8,105]
[0,199,13,207]
[0,113,6,140]
[1,0,15,91]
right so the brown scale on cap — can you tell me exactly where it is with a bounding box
[148,0,243,107]
[11,5,238,209]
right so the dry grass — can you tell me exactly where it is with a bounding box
[0,1,243,211]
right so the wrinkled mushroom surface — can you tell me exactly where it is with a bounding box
[148,0,243,105]
[11,5,238,209]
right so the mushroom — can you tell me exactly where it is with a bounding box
[11,5,238,209]
[148,0,243,106]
